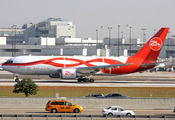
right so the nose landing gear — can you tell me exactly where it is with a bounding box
[14,76,19,82]
[13,73,19,82]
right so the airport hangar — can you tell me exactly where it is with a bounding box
[0,18,175,62]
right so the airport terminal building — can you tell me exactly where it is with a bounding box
[0,18,175,59]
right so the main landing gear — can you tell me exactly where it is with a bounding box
[77,77,94,83]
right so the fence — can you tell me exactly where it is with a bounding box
[0,114,174,120]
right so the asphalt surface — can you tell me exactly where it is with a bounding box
[0,109,173,115]
[0,109,174,120]
[0,71,175,87]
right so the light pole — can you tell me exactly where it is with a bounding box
[11,25,17,57]
[126,24,128,40]
[108,27,112,57]
[45,28,48,49]
[14,25,17,56]
[100,26,103,40]
[96,29,98,49]
[167,31,170,58]
[129,27,132,56]
[118,25,120,57]
[142,28,147,43]
[121,31,123,49]
[11,25,14,57]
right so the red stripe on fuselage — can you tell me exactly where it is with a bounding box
[2,57,124,68]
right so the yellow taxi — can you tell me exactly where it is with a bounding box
[45,100,83,113]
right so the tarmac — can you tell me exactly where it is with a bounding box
[0,71,175,87]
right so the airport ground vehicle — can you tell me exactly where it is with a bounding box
[45,100,83,113]
[84,93,104,98]
[102,106,135,116]
[97,93,129,98]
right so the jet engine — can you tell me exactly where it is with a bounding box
[61,69,77,79]
[49,69,83,79]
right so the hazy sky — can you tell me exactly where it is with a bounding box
[0,0,174,40]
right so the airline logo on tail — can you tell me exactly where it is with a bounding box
[149,37,163,51]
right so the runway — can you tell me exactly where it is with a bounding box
[0,71,175,87]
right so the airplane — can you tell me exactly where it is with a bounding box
[1,28,169,82]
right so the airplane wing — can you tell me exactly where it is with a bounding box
[141,62,159,67]
[76,63,133,74]
[141,60,170,67]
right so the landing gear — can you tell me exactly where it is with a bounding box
[13,73,19,82]
[77,77,94,83]
[14,76,19,82]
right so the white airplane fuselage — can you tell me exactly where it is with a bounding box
[3,56,129,75]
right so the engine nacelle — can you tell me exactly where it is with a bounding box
[61,69,77,79]
[49,69,84,79]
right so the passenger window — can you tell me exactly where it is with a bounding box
[66,102,72,106]
[107,94,112,97]
[118,107,124,111]
[111,107,117,110]
[114,94,121,96]
[58,102,65,105]
[46,100,51,105]
[51,102,58,105]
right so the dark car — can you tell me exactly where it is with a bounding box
[84,93,104,98]
[97,93,129,98]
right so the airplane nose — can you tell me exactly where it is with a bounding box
[1,63,4,69]
[1,63,6,70]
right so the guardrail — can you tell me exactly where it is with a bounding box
[0,114,174,120]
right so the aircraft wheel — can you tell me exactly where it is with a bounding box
[15,77,19,82]
[83,78,87,82]
[90,79,94,83]
[77,78,82,82]
[83,78,90,82]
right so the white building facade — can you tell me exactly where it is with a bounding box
[0,18,76,45]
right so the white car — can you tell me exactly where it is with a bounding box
[102,106,135,116]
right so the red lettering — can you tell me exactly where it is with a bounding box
[65,71,73,75]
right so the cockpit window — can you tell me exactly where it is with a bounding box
[7,60,13,63]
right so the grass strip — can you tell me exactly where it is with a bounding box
[0,86,175,98]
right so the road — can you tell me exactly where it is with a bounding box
[0,109,174,120]
[0,109,174,115]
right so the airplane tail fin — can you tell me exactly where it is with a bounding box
[132,28,169,61]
